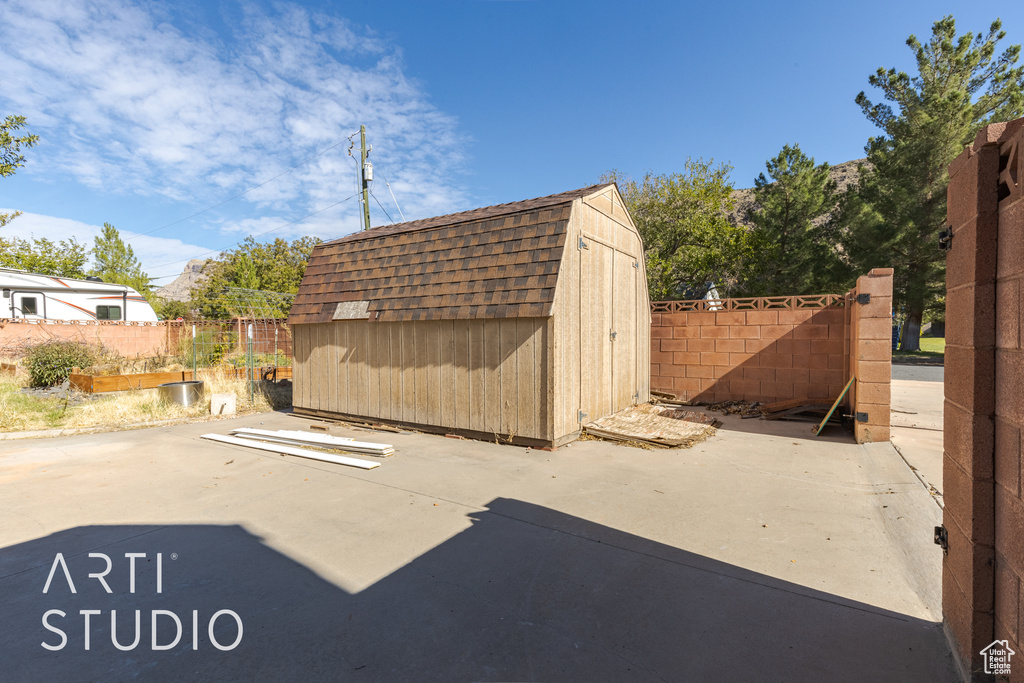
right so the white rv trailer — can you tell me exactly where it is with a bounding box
[0,267,158,322]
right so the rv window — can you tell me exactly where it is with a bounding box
[97,305,122,321]
[22,297,38,315]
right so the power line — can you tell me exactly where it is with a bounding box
[148,192,361,279]
[127,132,359,242]
[369,190,394,224]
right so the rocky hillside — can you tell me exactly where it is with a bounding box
[154,259,208,302]
[729,158,867,225]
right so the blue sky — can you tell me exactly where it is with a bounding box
[1,0,1022,285]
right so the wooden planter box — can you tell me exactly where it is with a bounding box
[69,366,293,394]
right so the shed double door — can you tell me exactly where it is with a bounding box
[580,238,639,422]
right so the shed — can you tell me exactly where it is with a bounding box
[288,184,650,447]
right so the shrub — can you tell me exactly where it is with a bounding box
[24,341,96,387]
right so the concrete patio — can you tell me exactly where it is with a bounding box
[0,407,955,681]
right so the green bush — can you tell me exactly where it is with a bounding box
[24,341,96,387]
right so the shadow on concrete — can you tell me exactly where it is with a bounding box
[0,499,955,682]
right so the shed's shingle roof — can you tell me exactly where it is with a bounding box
[289,184,610,324]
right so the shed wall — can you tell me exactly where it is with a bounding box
[293,317,552,442]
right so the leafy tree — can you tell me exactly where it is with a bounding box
[0,114,39,228]
[152,297,196,321]
[838,16,1024,350]
[0,236,88,277]
[604,159,749,300]
[90,223,152,297]
[190,235,322,318]
[738,144,851,296]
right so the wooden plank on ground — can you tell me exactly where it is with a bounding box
[760,397,815,413]
[200,433,379,470]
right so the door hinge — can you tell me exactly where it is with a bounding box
[934,525,948,554]
[609,330,617,341]
[633,261,639,269]
[578,410,588,423]
[578,237,589,250]
[938,226,953,251]
[855,293,871,305]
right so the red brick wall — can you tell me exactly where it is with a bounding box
[944,116,1024,681]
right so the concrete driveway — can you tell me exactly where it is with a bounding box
[0,409,955,681]
[890,364,944,505]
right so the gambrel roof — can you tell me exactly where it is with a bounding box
[288,184,613,324]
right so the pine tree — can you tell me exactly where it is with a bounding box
[840,16,1024,350]
[90,223,152,295]
[740,144,849,296]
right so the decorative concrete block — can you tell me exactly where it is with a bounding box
[211,393,236,416]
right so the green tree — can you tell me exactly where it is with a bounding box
[90,223,152,296]
[838,16,1024,350]
[739,144,851,296]
[0,236,88,277]
[604,159,749,300]
[1,114,39,228]
[190,235,322,318]
[152,297,196,321]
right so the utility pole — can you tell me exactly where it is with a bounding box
[360,125,372,231]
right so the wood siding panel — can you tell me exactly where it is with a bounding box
[454,320,471,430]
[425,321,442,427]
[413,323,429,424]
[499,318,519,437]
[614,249,638,408]
[366,323,380,418]
[401,323,415,424]
[517,318,537,439]
[440,320,456,428]
[582,240,614,422]
[483,318,501,434]
[326,323,338,413]
[469,321,485,431]
[293,317,552,441]
[390,323,404,422]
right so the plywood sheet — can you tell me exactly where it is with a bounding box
[586,404,717,447]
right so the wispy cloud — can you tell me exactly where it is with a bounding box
[0,0,468,245]
[0,210,212,282]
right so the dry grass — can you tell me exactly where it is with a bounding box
[0,363,291,433]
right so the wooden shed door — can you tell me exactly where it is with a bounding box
[581,238,639,422]
[612,250,638,409]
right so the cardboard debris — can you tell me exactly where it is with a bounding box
[584,404,718,448]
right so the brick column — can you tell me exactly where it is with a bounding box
[992,122,1024,682]
[848,268,893,443]
[943,123,1010,680]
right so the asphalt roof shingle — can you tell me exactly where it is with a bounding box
[288,184,611,324]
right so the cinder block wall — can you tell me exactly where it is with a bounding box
[650,271,893,444]
[0,320,168,357]
[847,268,894,443]
[650,306,847,405]
[943,117,1024,681]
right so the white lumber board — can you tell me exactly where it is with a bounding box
[230,432,394,457]
[201,434,380,470]
[229,428,394,455]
